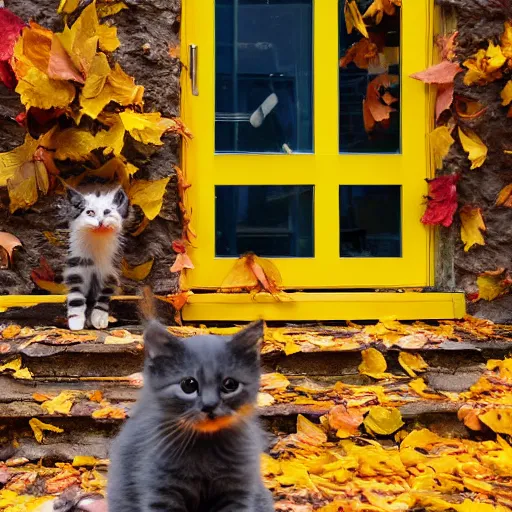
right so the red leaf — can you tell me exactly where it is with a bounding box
[436,83,454,120]
[0,9,25,61]
[48,34,84,83]
[365,74,398,123]
[421,174,459,227]
[171,240,186,254]
[410,60,462,84]
[0,9,25,89]
[31,256,55,282]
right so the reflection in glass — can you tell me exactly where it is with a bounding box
[339,1,400,153]
[215,0,313,154]
[339,186,401,257]
[216,186,314,257]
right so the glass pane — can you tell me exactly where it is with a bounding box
[339,186,401,257]
[215,0,313,154]
[216,186,314,257]
[339,1,400,153]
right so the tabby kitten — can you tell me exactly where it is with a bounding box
[107,320,275,512]
[65,186,129,331]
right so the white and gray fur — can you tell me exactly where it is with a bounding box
[107,320,275,512]
[64,186,129,331]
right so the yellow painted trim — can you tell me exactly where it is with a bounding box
[182,0,435,290]
[182,292,466,322]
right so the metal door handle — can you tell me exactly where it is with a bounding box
[189,44,198,96]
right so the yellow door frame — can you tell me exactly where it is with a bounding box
[180,0,466,321]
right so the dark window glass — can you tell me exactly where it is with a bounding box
[339,185,401,257]
[215,185,314,257]
[215,0,313,154]
[339,1,400,153]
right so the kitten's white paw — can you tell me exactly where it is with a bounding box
[68,315,85,331]
[91,309,109,329]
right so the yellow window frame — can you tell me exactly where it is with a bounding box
[181,0,434,290]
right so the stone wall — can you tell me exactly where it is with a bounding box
[0,0,182,295]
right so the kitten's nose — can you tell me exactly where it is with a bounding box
[202,401,220,418]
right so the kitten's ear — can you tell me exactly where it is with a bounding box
[67,187,85,210]
[230,320,264,357]
[113,187,129,219]
[144,320,181,359]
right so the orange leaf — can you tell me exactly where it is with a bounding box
[327,405,364,438]
[48,33,84,83]
[363,0,401,24]
[365,74,398,123]
[92,404,126,419]
[157,291,192,312]
[339,38,379,69]
[170,252,194,273]
[410,60,462,84]
[496,183,512,207]
[0,232,22,268]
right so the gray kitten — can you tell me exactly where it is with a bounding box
[107,320,275,512]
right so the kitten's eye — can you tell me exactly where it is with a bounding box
[86,210,95,217]
[221,378,239,393]
[103,209,111,215]
[180,377,198,394]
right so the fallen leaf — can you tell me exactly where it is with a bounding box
[344,0,368,38]
[0,356,33,379]
[463,41,506,86]
[170,240,194,272]
[33,393,54,403]
[435,84,454,120]
[409,377,442,399]
[365,74,398,123]
[72,456,104,467]
[363,0,401,24]
[410,60,462,84]
[31,257,68,294]
[57,0,80,14]
[47,33,84,83]
[88,390,104,403]
[120,110,191,145]
[220,253,287,298]
[340,38,379,69]
[460,206,486,252]
[92,404,126,419]
[45,466,81,493]
[454,97,488,120]
[327,405,364,438]
[296,414,327,446]
[496,183,512,207]
[29,418,64,443]
[121,258,154,281]
[480,409,512,436]
[257,392,276,407]
[437,31,458,61]
[358,348,392,379]
[398,352,428,378]
[364,406,404,435]
[429,126,455,170]
[1,325,21,339]
[501,80,512,107]
[41,391,78,415]
[261,373,290,392]
[421,174,459,227]
[502,21,512,60]
[476,268,512,301]
[458,405,484,431]
[458,127,487,169]
[128,177,170,220]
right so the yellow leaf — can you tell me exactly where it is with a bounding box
[92,404,126,419]
[502,21,512,59]
[1,324,21,339]
[49,115,125,160]
[80,63,144,119]
[41,391,78,415]
[429,126,455,170]
[57,0,80,14]
[276,460,317,489]
[409,377,442,399]
[15,66,76,110]
[364,406,404,435]
[33,279,68,294]
[477,268,511,301]
[0,134,39,187]
[257,392,275,407]
[120,110,182,145]
[82,52,111,99]
[0,357,33,380]
[72,456,102,466]
[501,80,512,106]
[97,24,120,53]
[458,127,487,169]
[128,177,170,220]
[7,162,38,214]
[121,258,154,281]
[97,1,128,18]
[29,418,64,443]
[261,453,281,476]
[463,42,506,86]
[344,0,369,38]
[12,367,33,380]
[480,409,512,435]
[358,347,392,379]
[398,352,428,378]
[460,206,486,252]
[260,373,290,391]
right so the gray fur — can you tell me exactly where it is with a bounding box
[107,320,274,512]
